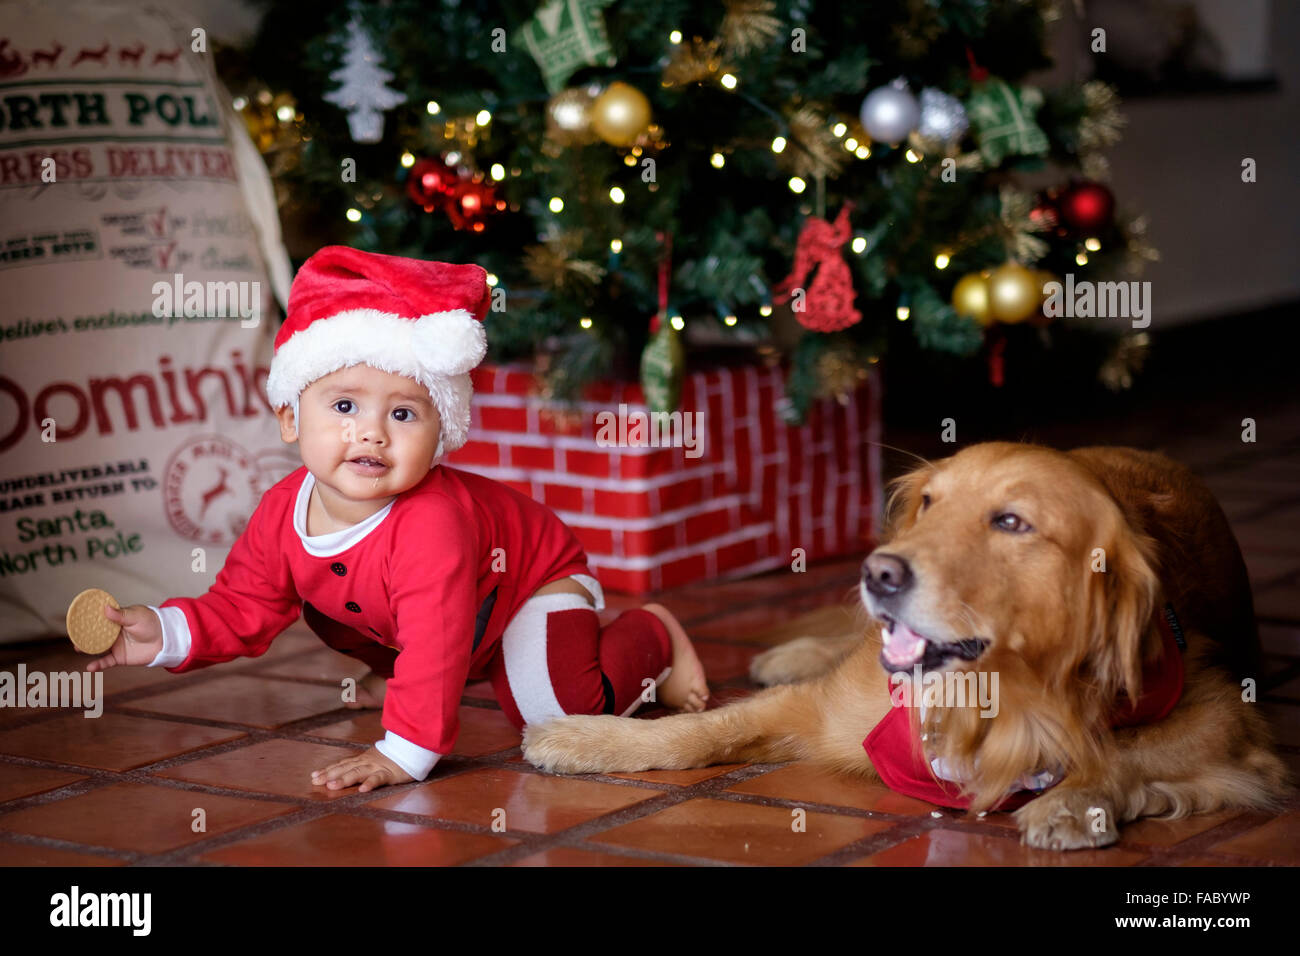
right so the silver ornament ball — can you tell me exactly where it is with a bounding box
[859,80,920,144]
[917,87,969,144]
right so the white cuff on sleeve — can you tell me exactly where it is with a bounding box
[375,731,442,781]
[147,605,192,668]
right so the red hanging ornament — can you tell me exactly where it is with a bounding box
[650,230,672,333]
[406,157,458,210]
[1056,180,1115,233]
[772,203,861,332]
[1029,193,1059,232]
[444,177,504,232]
[987,329,1006,388]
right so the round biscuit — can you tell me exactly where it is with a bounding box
[66,588,122,654]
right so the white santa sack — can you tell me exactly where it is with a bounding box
[0,0,297,642]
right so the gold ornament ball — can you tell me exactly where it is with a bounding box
[952,271,992,326]
[591,82,652,147]
[987,262,1040,324]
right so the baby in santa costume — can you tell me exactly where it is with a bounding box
[88,245,709,793]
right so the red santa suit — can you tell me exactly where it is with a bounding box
[145,246,675,781]
[147,463,672,779]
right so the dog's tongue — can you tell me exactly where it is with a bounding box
[882,621,927,667]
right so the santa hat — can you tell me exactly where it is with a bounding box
[266,246,490,459]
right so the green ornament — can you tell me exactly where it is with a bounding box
[966,78,1049,166]
[516,0,617,94]
[639,320,684,414]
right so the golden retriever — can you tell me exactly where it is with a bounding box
[523,443,1291,850]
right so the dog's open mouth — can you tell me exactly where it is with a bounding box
[878,615,989,672]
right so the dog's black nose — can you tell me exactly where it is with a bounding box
[863,552,913,598]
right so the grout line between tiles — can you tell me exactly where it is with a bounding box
[137,804,351,865]
[1260,660,1300,696]
[0,829,148,864]
[671,581,861,631]
[805,818,939,866]
[541,839,738,866]
[1128,808,1291,866]
[461,762,783,866]
[1234,493,1300,525]
[699,786,962,824]
[1186,439,1300,479]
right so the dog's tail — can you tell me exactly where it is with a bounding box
[522,682,819,775]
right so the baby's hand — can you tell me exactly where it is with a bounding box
[311,746,414,793]
[85,604,164,671]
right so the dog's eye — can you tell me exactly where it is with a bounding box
[919,493,931,511]
[993,512,1030,533]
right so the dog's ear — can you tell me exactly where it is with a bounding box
[884,462,935,536]
[1086,499,1160,701]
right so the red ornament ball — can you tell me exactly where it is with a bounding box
[1056,180,1115,233]
[1029,195,1059,231]
[445,178,504,232]
[406,158,458,210]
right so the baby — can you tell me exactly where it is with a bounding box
[86,245,708,793]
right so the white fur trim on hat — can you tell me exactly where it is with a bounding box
[266,309,487,453]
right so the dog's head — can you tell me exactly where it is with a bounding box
[864,442,1161,808]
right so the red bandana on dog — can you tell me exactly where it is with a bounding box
[862,609,1186,811]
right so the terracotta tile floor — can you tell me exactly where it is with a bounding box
[2,415,1298,866]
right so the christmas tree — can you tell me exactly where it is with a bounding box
[224,0,1155,418]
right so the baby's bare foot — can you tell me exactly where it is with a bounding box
[641,603,708,712]
[344,670,388,710]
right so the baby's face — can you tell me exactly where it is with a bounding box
[278,364,442,507]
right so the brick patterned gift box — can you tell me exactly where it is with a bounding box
[442,361,883,594]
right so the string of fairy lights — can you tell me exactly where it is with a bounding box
[236,23,1119,339]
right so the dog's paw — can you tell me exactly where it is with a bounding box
[749,636,843,686]
[521,715,626,774]
[1014,789,1119,851]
